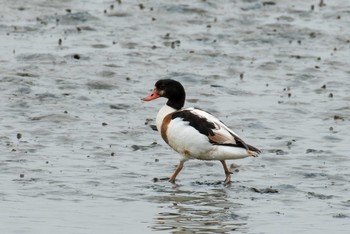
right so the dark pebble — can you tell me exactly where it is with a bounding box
[159,177,169,181]
[17,133,22,140]
[58,38,62,46]
[111,152,115,156]
[73,54,80,59]
[334,115,344,121]
[328,93,333,98]
[131,145,140,151]
[139,4,145,10]
[152,177,159,182]
[102,122,108,126]
[251,187,279,194]
[150,125,157,131]
[262,1,276,6]
[310,32,316,38]
[321,84,326,89]
[306,149,324,154]
[20,174,24,178]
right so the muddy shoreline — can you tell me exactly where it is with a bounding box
[1,0,349,233]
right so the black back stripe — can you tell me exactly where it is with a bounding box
[171,110,215,136]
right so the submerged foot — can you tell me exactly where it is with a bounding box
[223,174,232,185]
[168,178,176,184]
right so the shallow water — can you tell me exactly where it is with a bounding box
[1,0,350,233]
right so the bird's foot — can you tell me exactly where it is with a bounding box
[223,174,232,186]
[168,178,176,184]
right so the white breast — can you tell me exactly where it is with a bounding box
[156,104,177,132]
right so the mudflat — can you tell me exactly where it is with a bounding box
[0,1,349,233]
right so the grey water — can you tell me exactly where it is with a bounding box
[1,0,350,233]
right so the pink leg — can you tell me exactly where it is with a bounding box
[169,160,185,183]
[220,160,232,185]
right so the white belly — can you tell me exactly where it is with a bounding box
[166,118,212,158]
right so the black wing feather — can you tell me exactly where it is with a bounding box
[171,110,215,136]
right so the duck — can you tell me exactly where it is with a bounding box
[142,79,260,185]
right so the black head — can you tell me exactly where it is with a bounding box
[154,79,186,109]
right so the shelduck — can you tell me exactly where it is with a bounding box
[143,79,260,185]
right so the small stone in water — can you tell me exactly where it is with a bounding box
[153,177,159,182]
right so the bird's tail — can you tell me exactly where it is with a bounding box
[247,144,261,157]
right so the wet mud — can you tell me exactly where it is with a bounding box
[1,0,350,233]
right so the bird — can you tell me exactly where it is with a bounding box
[142,79,260,185]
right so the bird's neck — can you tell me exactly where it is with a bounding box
[166,99,184,110]
[156,104,177,132]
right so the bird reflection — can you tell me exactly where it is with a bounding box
[147,182,248,233]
